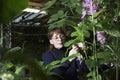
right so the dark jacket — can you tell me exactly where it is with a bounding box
[42,48,89,80]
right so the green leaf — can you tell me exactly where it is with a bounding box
[105,45,114,53]
[69,0,78,7]
[87,70,102,80]
[84,30,90,38]
[71,31,78,37]
[45,60,61,72]
[70,0,78,4]
[64,39,74,47]
[72,27,84,41]
[76,5,82,14]
[90,52,111,65]
[48,10,66,23]
[85,59,95,70]
[48,14,59,23]
[61,53,80,63]
[88,9,105,20]
[98,0,104,4]
[65,20,77,27]
[96,52,111,59]
[15,66,25,75]
[6,47,21,54]
[105,29,120,37]
[40,0,57,11]
[61,0,69,4]
[47,72,63,79]
[58,10,64,17]
[48,60,61,66]
[49,19,66,29]
[0,0,28,23]
[0,63,13,68]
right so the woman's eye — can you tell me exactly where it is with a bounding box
[55,37,58,39]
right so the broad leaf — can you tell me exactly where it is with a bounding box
[40,0,57,11]
[0,0,28,23]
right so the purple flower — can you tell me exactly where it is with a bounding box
[81,9,87,18]
[82,0,92,7]
[81,0,98,18]
[96,31,106,44]
[88,4,98,15]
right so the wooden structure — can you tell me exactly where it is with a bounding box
[0,0,49,58]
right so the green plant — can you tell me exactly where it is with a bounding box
[0,0,120,80]
[41,0,120,80]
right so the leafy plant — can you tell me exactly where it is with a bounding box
[0,0,120,80]
[41,0,120,80]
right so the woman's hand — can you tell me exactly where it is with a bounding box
[68,42,84,62]
[68,45,79,62]
[77,42,85,50]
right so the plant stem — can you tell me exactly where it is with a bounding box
[93,25,98,80]
[115,38,119,80]
[0,24,3,47]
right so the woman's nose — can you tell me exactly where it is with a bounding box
[57,37,62,41]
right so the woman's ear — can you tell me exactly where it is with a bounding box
[49,40,53,44]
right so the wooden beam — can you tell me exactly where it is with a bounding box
[28,1,44,7]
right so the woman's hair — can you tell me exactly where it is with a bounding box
[48,28,66,40]
[48,28,66,50]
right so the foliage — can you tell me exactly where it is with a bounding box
[0,46,51,80]
[0,0,120,80]
[0,46,81,80]
[41,0,120,80]
[0,0,28,23]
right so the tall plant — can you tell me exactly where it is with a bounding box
[0,0,120,80]
[41,0,120,80]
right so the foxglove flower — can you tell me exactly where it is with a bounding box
[81,9,87,18]
[96,31,106,44]
[81,0,97,18]
[88,4,97,15]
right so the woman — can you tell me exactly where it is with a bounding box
[42,28,89,80]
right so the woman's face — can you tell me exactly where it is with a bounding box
[49,33,66,49]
